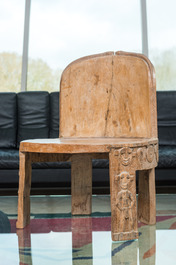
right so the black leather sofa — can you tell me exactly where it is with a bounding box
[0,91,176,195]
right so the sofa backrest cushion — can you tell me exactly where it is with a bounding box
[0,93,17,148]
[157,91,176,146]
[17,91,50,147]
[49,92,59,138]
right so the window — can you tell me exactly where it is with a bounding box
[0,0,25,92]
[27,0,141,91]
[148,0,176,90]
[2,1,174,92]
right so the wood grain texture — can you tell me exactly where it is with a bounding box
[138,169,156,224]
[16,152,32,229]
[109,149,138,241]
[31,153,71,163]
[60,52,157,139]
[20,137,158,154]
[31,152,108,162]
[116,51,157,139]
[109,143,157,240]
[71,154,92,215]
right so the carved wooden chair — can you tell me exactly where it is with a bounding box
[16,51,158,241]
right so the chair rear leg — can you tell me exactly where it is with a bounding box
[138,168,156,225]
[16,152,32,229]
[71,154,92,215]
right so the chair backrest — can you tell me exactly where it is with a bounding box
[59,51,157,139]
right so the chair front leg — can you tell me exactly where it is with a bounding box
[109,149,138,241]
[138,168,156,225]
[71,154,92,215]
[16,151,32,229]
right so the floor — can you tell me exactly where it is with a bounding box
[0,194,176,264]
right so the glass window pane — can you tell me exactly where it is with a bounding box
[28,0,141,91]
[0,0,25,92]
[148,0,176,90]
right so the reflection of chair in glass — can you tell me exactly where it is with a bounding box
[72,217,93,265]
[16,51,158,241]
[112,240,138,265]
[16,218,157,264]
[111,224,156,265]
[139,224,156,264]
[16,217,93,265]
[17,227,32,265]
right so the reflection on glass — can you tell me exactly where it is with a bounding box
[139,224,156,265]
[17,227,33,265]
[0,0,25,92]
[28,0,141,91]
[15,217,158,265]
[111,240,138,265]
[148,0,176,90]
[1,213,176,264]
[72,217,93,265]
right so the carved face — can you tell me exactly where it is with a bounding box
[118,172,131,190]
[146,145,154,163]
[120,147,133,166]
[137,148,144,163]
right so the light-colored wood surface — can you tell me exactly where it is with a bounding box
[138,169,156,224]
[60,51,156,139]
[109,150,138,241]
[109,144,158,241]
[17,51,158,242]
[71,154,92,215]
[16,152,32,229]
[20,137,158,154]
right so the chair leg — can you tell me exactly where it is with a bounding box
[16,152,32,229]
[138,168,156,225]
[109,151,138,241]
[71,154,92,215]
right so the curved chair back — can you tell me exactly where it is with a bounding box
[59,51,157,139]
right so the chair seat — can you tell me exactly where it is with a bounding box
[20,137,158,154]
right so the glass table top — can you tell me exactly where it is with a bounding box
[0,211,176,265]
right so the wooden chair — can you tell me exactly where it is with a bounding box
[16,51,158,241]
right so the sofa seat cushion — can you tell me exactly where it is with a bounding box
[32,161,71,169]
[158,146,176,168]
[0,149,19,169]
[92,159,109,169]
